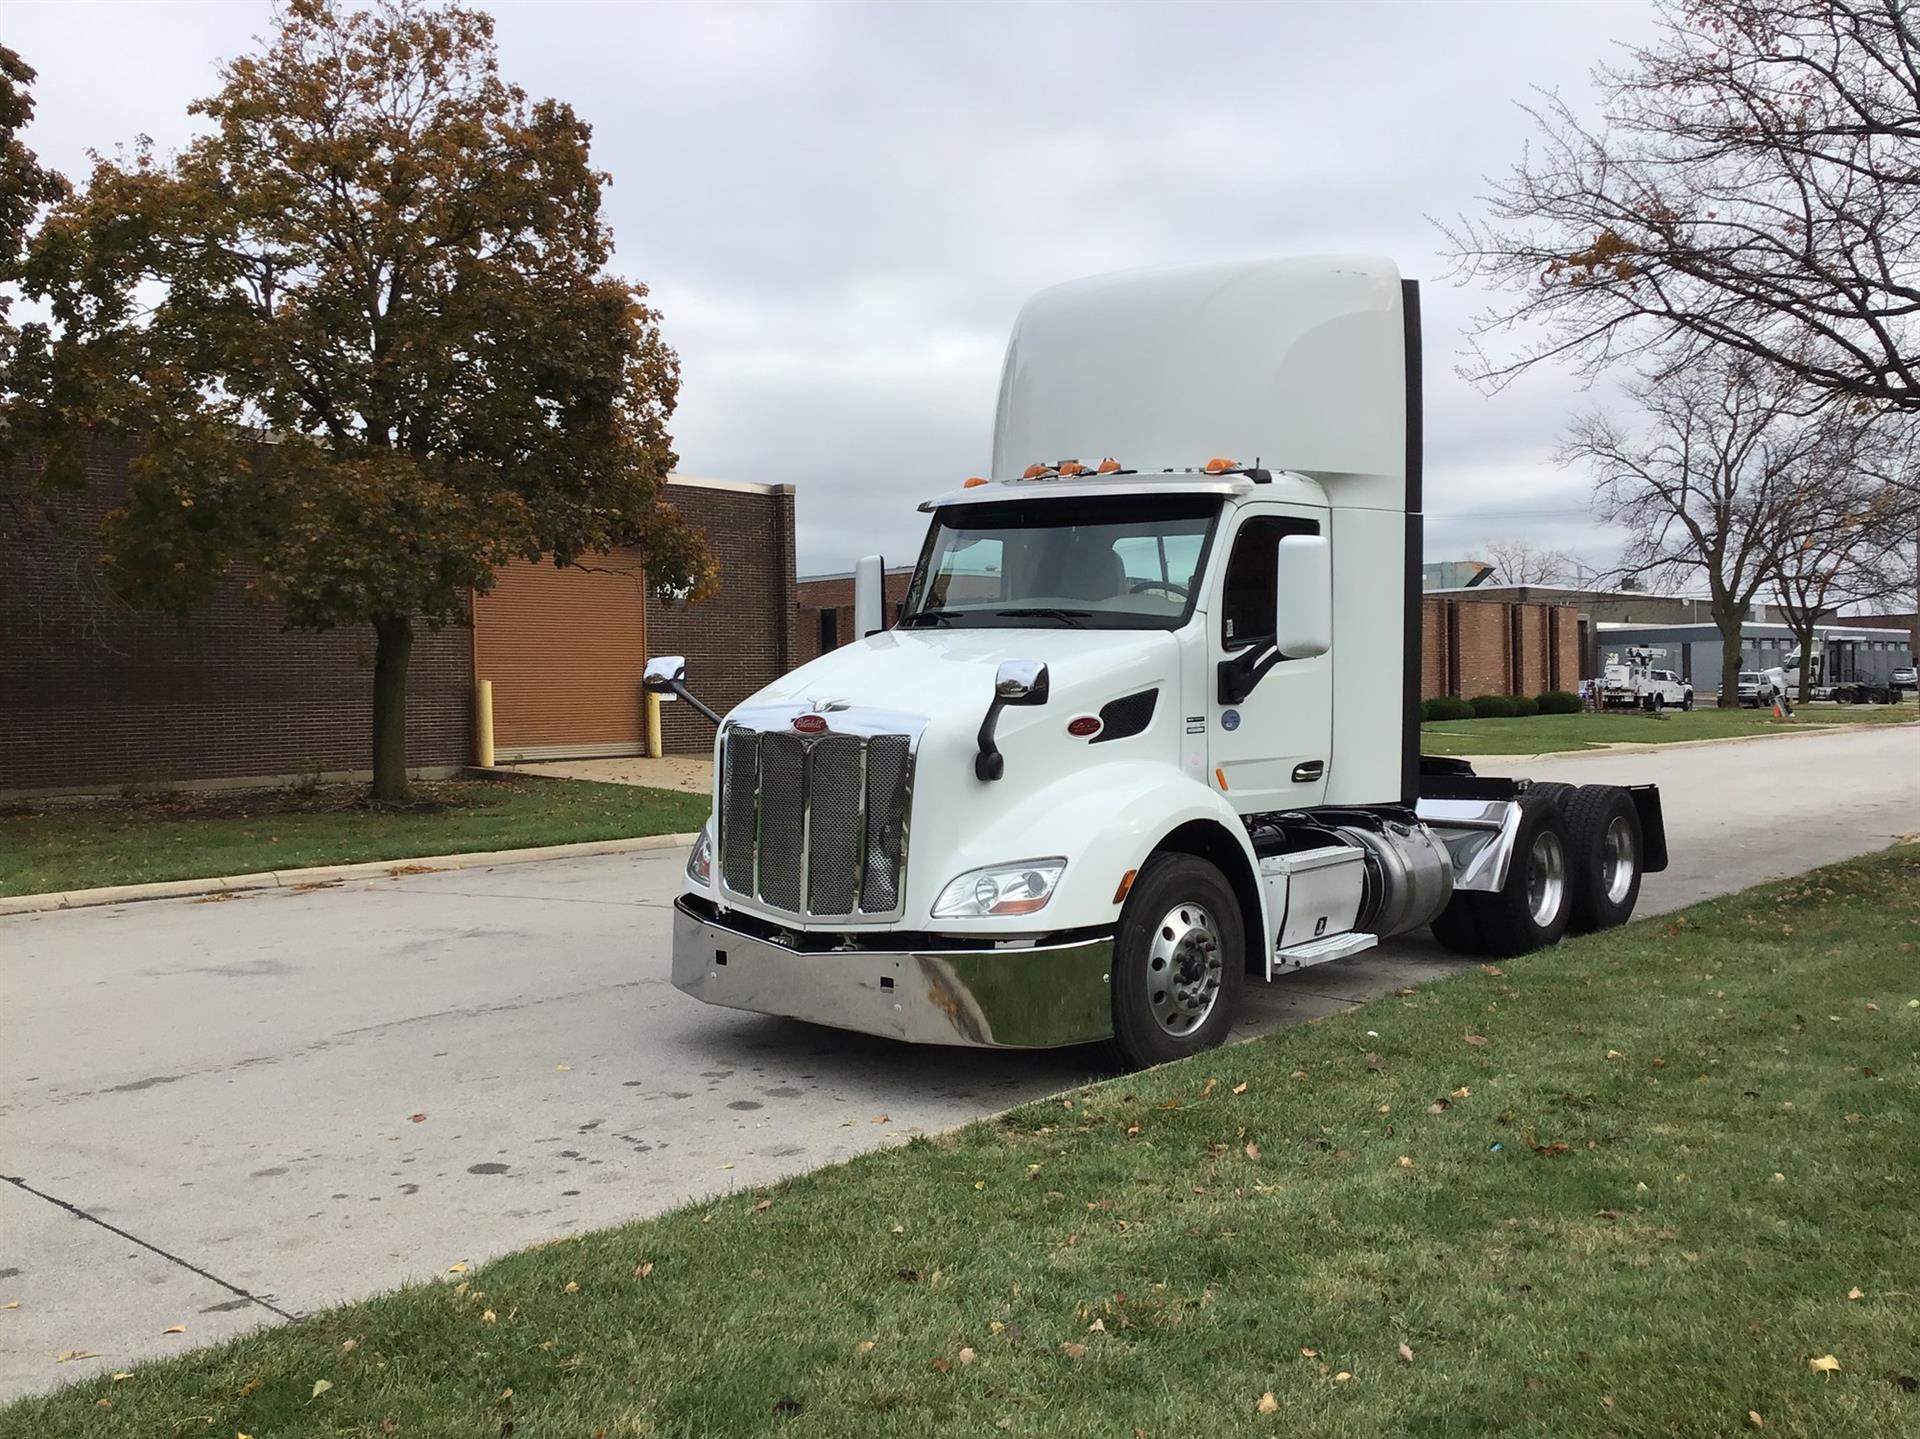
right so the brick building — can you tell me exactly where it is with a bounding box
[1,444,795,796]
[794,566,914,666]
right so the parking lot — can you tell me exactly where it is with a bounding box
[3,722,1917,1399]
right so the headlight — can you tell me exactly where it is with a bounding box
[932,859,1066,918]
[686,828,713,886]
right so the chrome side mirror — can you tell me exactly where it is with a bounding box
[977,660,1049,781]
[994,659,1050,704]
[643,655,687,694]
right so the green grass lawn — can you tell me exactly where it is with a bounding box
[1423,701,1918,755]
[8,847,1916,1438]
[0,777,708,897]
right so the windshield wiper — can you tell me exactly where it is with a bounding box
[995,607,1092,628]
[899,608,962,628]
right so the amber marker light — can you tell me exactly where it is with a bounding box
[1096,458,1122,474]
[1204,457,1240,474]
[1112,868,1138,904]
[962,476,989,488]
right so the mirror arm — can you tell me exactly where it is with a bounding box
[1216,644,1283,705]
[666,679,725,729]
[975,697,1011,782]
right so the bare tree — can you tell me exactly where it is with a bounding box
[1564,351,1829,705]
[1767,426,1920,695]
[1479,538,1580,587]
[1444,0,1920,407]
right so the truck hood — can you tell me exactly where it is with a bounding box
[749,626,1176,715]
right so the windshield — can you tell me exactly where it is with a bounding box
[901,494,1219,630]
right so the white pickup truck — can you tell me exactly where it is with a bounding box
[646,256,1669,1068]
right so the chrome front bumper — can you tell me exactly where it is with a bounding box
[670,899,1114,1048]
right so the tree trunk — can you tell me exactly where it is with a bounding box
[1714,607,1745,709]
[1793,619,1816,702]
[371,614,414,804]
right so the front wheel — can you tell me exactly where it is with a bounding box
[1109,854,1246,1070]
[1680,691,1694,711]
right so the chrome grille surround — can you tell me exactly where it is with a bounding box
[716,706,925,922]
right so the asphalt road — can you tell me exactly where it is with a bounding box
[3,723,1915,1399]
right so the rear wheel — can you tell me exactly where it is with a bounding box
[1528,781,1576,813]
[1562,785,1643,932]
[1109,854,1246,1069]
[1430,796,1573,957]
[1681,691,1694,711]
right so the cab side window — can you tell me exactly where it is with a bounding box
[1220,515,1318,650]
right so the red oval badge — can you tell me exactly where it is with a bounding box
[1067,715,1103,739]
[793,713,829,734]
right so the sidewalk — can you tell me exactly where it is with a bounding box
[493,755,713,792]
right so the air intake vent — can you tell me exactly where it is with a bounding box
[1093,688,1157,743]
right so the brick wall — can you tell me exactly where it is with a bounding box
[1,443,471,795]
[1418,596,1582,700]
[647,481,798,755]
[794,569,915,665]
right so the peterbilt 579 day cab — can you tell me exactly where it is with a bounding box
[647,257,1669,1069]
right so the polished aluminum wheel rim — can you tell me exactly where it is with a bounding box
[1147,901,1223,1036]
[1602,814,1637,906]
[1526,830,1567,927]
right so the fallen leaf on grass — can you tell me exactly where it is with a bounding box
[957,1347,977,1365]
[1334,1371,1352,1383]
[1256,1391,1280,1414]
[1397,1156,1413,1169]
[855,1340,876,1354]
[1748,1412,1764,1430]
[481,1310,497,1323]
[1244,1142,1261,1161]
[1464,1033,1489,1047]
[113,1373,133,1383]
[311,1379,333,1399]
[1300,1348,1317,1358]
[1452,1087,1471,1099]
[1810,1355,1840,1377]
[1398,1343,1414,1363]
[1848,1287,1865,1301]
[1232,1082,1249,1095]
[1601,1394,1614,1409]
[634,1262,654,1278]
[563,1281,578,1294]
[1062,1343,1087,1359]
[1481,964,1503,976]
[931,1357,952,1374]
[236,1378,260,1395]
[1088,1320,1105,1333]
[340,1338,357,1353]
[1201,1077,1218,1097]
[752,1199,773,1213]
[1606,1050,1624,1060]
[446,1262,468,1274]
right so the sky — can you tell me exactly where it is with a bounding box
[7,0,1663,577]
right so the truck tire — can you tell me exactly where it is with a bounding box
[1109,853,1246,1070]
[1681,690,1694,711]
[1428,796,1573,957]
[1562,784,1643,932]
[1527,781,1576,814]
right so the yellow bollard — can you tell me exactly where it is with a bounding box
[475,679,495,767]
[644,690,663,760]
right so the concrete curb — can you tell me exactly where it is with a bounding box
[0,832,699,919]
[1443,717,1919,762]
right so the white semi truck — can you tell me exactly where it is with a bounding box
[646,257,1668,1069]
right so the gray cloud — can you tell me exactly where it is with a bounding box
[9,0,1661,574]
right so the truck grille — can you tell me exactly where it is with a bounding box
[718,724,914,919]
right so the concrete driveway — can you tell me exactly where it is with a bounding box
[3,723,1914,1399]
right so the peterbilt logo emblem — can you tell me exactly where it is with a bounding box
[792,713,830,734]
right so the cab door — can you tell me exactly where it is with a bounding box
[1205,504,1332,811]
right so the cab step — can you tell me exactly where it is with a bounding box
[1272,930,1378,971]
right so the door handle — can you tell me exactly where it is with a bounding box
[1292,760,1324,782]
